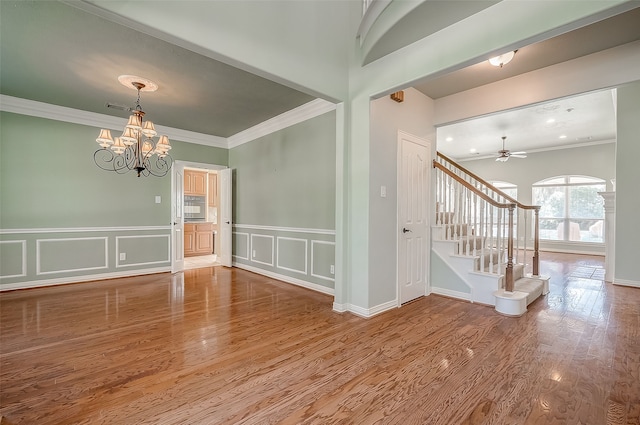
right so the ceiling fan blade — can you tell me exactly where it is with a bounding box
[510,154,527,158]
[510,151,527,155]
[496,156,509,162]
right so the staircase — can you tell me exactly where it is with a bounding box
[432,153,549,316]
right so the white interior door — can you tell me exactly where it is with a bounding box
[171,164,185,273]
[218,168,233,267]
[398,131,430,304]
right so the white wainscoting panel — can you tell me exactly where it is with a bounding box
[115,235,171,268]
[250,234,274,266]
[232,232,250,260]
[36,237,109,275]
[276,237,308,275]
[311,240,335,282]
[0,240,27,279]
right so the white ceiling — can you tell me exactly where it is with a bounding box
[436,89,618,162]
[1,1,638,151]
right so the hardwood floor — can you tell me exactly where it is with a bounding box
[1,253,638,424]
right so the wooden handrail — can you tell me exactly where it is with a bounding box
[436,152,539,211]
[433,161,514,210]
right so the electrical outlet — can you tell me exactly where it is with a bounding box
[155,196,161,204]
[253,250,256,258]
[119,253,126,261]
[330,265,335,275]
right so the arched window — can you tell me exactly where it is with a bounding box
[532,176,605,243]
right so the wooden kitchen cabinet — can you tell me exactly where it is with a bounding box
[208,173,218,207]
[184,170,207,196]
[184,222,213,256]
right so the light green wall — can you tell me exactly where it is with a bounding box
[229,111,336,289]
[229,112,335,229]
[0,112,227,287]
[368,88,436,307]
[615,81,640,284]
[0,112,227,228]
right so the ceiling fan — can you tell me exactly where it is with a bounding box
[496,136,527,162]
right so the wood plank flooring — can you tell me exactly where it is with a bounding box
[1,253,639,424]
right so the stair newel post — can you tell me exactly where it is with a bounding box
[465,188,471,257]
[479,196,485,268]
[505,203,516,293]
[489,204,495,273]
[521,208,528,269]
[496,205,503,276]
[533,206,540,277]
[473,193,478,256]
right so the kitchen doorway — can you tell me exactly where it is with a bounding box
[172,161,231,273]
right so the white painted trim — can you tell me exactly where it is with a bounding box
[232,232,250,260]
[311,240,336,282]
[233,262,334,296]
[335,300,397,318]
[233,224,336,235]
[115,235,171,268]
[0,95,227,148]
[614,279,640,288]
[250,234,275,267]
[36,237,109,276]
[0,225,171,235]
[0,267,171,292]
[276,237,308,275]
[0,240,27,279]
[431,287,473,302]
[356,0,393,46]
[227,99,337,148]
[332,302,348,313]
[1,95,337,150]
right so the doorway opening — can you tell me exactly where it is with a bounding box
[172,160,232,273]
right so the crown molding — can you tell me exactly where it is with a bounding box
[0,95,227,148]
[1,95,336,149]
[227,98,337,149]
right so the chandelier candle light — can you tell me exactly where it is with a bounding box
[94,76,172,177]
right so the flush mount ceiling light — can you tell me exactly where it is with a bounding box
[488,50,517,68]
[94,76,172,177]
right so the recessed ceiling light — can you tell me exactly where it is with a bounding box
[469,148,477,153]
[445,137,453,142]
[559,135,567,139]
[546,118,556,124]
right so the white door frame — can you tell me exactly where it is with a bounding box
[171,160,228,273]
[396,130,431,306]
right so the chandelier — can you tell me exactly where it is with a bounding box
[94,76,172,177]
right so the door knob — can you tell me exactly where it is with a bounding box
[402,228,411,233]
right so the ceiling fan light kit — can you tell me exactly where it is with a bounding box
[495,136,527,162]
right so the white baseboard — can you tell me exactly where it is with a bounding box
[232,262,334,296]
[431,286,473,302]
[614,278,640,288]
[0,267,171,292]
[332,300,397,318]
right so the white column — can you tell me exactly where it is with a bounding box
[598,192,616,283]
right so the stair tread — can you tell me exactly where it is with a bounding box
[514,278,544,293]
